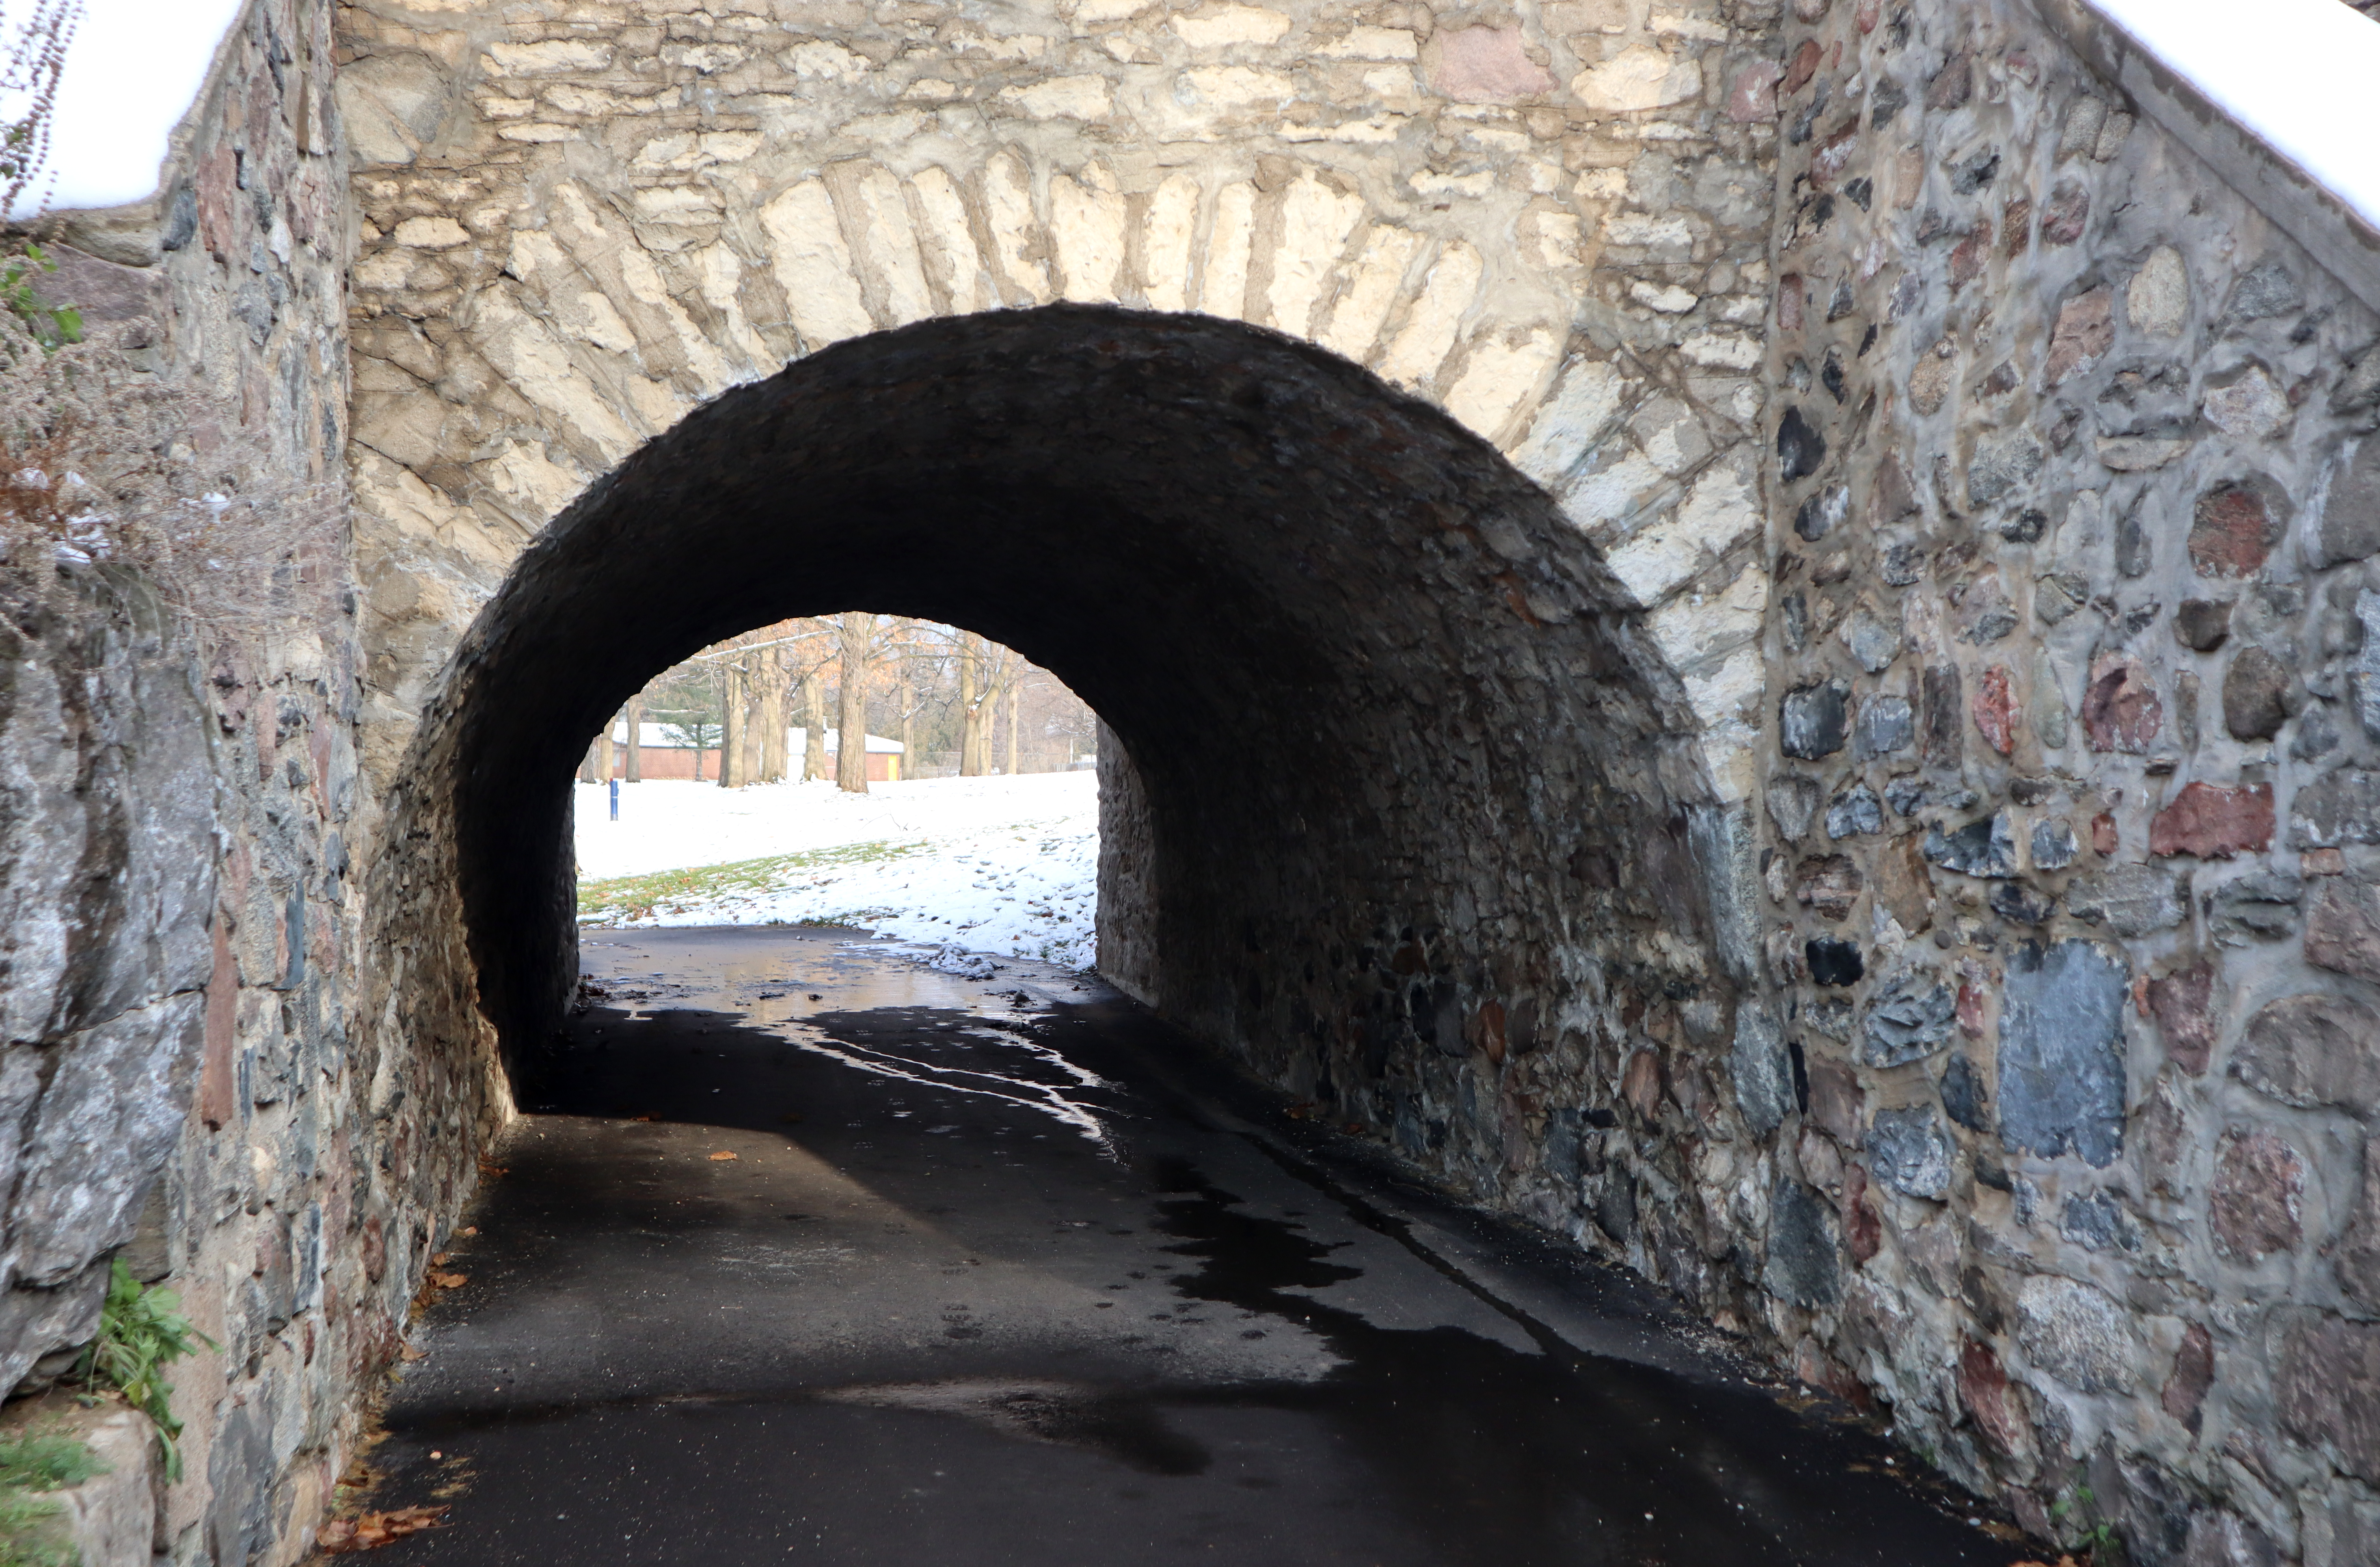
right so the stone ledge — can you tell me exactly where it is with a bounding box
[2026,0,2380,317]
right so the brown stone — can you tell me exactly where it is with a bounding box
[2210,1128,2305,1260]
[1970,666,2018,755]
[1840,1161,1881,1264]
[2174,599,2232,651]
[1796,855,1863,921]
[2337,1138,2380,1312]
[1949,223,1993,291]
[1872,832,1935,933]
[2235,993,2380,1115]
[2149,782,2274,860]
[2146,962,2218,1074]
[2041,179,2089,246]
[2189,482,2284,579]
[1957,1338,2034,1458]
[2091,812,2119,855]
[1923,664,1965,766]
[2082,653,2163,752]
[2306,878,2380,983]
[1806,1057,1864,1143]
[1623,1048,1664,1122]
[1781,39,1821,96]
[2276,1313,2380,1487]
[2162,1322,2214,1434]
[1427,26,1556,102]
[2046,287,2113,384]
[1925,49,1972,111]
[2221,646,2289,740]
[1727,60,1783,123]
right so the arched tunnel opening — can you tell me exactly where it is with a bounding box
[402,305,1732,1149]
[350,307,2008,1563]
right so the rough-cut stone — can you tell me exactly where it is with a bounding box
[2235,993,2380,1115]
[1926,813,2016,878]
[2126,246,2189,337]
[2061,1191,2140,1254]
[2338,1138,2380,1311]
[1428,25,1556,102]
[2149,783,2274,860]
[2203,365,2292,440]
[1868,1105,1952,1199]
[2046,287,2114,383]
[2292,769,2380,848]
[2190,482,2285,579]
[2210,869,2303,944]
[1998,940,2127,1166]
[2277,1314,2380,1487]
[2209,1128,2305,1260]
[2146,962,2218,1074]
[1826,785,1883,839]
[2174,599,2233,651]
[2222,646,2290,740]
[2068,866,2186,936]
[2017,1274,2135,1393]
[1767,775,1822,842]
[1798,858,1865,923]
[2311,438,2380,569]
[1732,1003,1794,1137]
[1807,935,1865,983]
[1853,694,1915,759]
[2083,654,2163,752]
[2307,879,2380,982]
[1781,679,1850,758]
[2031,817,2078,871]
[1862,968,1957,1067]
[2162,1322,2215,1433]
[1941,1053,1989,1131]
[1764,1178,1841,1308]
[1839,607,1901,673]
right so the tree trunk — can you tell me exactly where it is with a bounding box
[758,646,788,782]
[1006,676,1022,776]
[579,733,603,783]
[959,633,983,777]
[719,661,744,787]
[837,610,873,793]
[738,655,765,784]
[800,670,826,780]
[596,714,617,781]
[624,694,643,781]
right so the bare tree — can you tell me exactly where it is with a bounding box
[836,610,875,793]
[757,642,788,782]
[800,668,827,780]
[623,692,643,782]
[1006,676,1022,776]
[718,656,743,788]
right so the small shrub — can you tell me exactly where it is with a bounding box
[78,1261,215,1483]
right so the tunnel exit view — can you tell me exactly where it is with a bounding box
[6,0,2378,1565]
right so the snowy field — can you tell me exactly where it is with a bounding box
[572,772,1100,970]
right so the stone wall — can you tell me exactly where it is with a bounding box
[5,4,486,1563]
[1745,0,2380,1558]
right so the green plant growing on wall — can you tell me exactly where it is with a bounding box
[2049,1481,2122,1564]
[0,244,77,350]
[77,1262,215,1483]
[0,1428,104,1567]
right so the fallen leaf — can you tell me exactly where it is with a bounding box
[460,1227,477,1237]
[398,1345,428,1362]
[320,1505,449,1553]
[709,1150,739,1162]
[430,1272,467,1289]
[431,1253,449,1265]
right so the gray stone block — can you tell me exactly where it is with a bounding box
[1998,939,2128,1167]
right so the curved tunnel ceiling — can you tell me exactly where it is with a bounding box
[400,307,1726,1100]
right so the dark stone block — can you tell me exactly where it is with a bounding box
[1988,880,2054,925]
[1867,1104,1952,1199]
[1853,695,1914,759]
[1998,938,2128,1167]
[2291,767,2380,847]
[2278,1314,2380,1487]
[1762,1178,1840,1308]
[1862,968,1955,1067]
[2031,817,2078,870]
[1925,812,2015,877]
[1776,406,1827,483]
[1780,679,1850,759]
[2060,1191,2140,1253]
[1806,938,1864,986]
[2222,646,2289,739]
[2173,598,2232,651]
[1941,1052,1989,1131]
[1921,665,1963,767]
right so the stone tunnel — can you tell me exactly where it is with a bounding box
[4,0,2380,1561]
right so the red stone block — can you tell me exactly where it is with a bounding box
[2145,962,2217,1074]
[2149,782,2275,859]
[1728,60,1783,122]
[2082,653,2163,752]
[1782,39,1822,95]
[1971,665,2018,755]
[2091,812,2119,854]
[2189,482,2283,579]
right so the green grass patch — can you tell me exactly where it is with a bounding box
[0,1429,105,1567]
[578,840,929,925]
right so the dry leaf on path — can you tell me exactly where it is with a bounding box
[429,1272,467,1289]
[398,1345,428,1362]
[319,1505,449,1553]
[709,1150,739,1161]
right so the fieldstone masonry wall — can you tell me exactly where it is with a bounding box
[1752,0,2380,1560]
[6,0,2380,1562]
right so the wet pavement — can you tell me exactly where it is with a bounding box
[355,925,2021,1566]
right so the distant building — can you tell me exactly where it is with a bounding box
[606,723,904,782]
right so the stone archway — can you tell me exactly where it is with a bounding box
[368,307,1761,1226]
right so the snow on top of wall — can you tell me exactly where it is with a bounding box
[6,0,247,218]
[2089,0,2380,231]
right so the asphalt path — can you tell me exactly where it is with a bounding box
[351,925,2020,1567]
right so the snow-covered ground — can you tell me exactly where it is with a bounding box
[572,772,1100,970]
